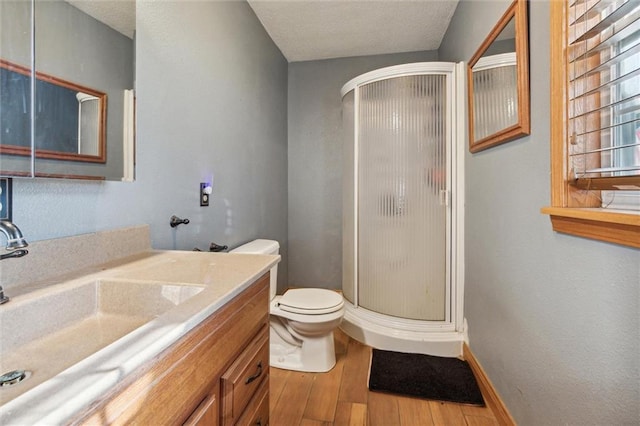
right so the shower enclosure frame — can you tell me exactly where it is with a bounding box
[340,62,466,357]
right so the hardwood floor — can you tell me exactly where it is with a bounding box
[270,330,499,426]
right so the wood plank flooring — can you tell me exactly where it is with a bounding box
[270,330,499,426]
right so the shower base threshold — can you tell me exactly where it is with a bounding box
[340,303,466,358]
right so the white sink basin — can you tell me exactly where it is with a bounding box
[0,279,204,405]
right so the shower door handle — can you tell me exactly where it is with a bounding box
[439,189,450,206]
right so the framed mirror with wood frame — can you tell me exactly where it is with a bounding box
[467,0,530,153]
[0,59,107,164]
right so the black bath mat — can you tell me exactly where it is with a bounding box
[368,348,485,406]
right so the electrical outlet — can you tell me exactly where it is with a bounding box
[0,178,12,221]
[200,182,210,207]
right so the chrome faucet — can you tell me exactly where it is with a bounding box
[0,220,29,251]
[0,220,29,304]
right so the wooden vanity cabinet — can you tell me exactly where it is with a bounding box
[221,328,269,425]
[73,273,270,426]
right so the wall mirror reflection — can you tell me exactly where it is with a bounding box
[467,0,529,153]
[1,59,106,163]
[0,0,135,181]
[0,0,33,177]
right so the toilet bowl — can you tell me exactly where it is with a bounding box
[230,239,344,372]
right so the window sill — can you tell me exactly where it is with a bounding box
[541,207,640,249]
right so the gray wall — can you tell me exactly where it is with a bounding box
[439,1,639,424]
[287,50,438,289]
[10,1,289,288]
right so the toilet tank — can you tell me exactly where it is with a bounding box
[230,239,279,300]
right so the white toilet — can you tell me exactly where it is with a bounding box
[230,239,344,372]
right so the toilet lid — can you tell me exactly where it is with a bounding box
[277,288,343,315]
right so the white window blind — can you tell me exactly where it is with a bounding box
[568,0,640,190]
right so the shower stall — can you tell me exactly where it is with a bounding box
[341,63,466,357]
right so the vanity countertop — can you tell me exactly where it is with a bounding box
[0,249,279,426]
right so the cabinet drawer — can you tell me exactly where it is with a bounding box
[236,375,269,426]
[221,326,269,425]
[183,386,219,426]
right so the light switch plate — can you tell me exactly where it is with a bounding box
[0,178,12,221]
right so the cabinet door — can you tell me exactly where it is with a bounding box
[184,390,218,426]
[221,327,269,425]
[235,377,269,426]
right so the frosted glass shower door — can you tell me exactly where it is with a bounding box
[358,75,449,321]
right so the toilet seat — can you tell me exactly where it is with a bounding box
[231,239,344,372]
[277,288,343,315]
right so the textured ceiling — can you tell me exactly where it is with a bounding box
[64,1,459,62]
[66,0,135,39]
[247,0,459,62]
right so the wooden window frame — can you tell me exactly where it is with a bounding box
[541,0,640,249]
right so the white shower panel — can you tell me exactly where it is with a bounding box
[357,75,448,321]
[342,89,356,304]
[342,62,462,332]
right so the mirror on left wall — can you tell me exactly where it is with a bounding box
[0,0,135,181]
[0,0,34,177]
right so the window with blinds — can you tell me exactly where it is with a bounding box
[567,0,640,193]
